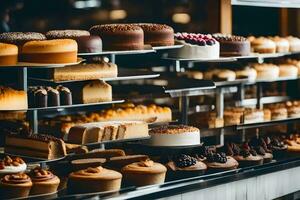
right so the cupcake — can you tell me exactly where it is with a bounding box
[29,167,60,195]
[68,166,122,194]
[121,159,167,187]
[204,151,239,172]
[0,156,27,177]
[165,154,207,179]
[227,143,263,167]
[249,138,274,163]
[0,173,32,199]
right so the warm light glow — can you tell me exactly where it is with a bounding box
[109,10,127,20]
[172,13,191,24]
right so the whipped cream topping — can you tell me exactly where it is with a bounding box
[0,156,27,174]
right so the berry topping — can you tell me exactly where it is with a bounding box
[207,152,227,163]
[175,32,216,46]
[174,154,197,168]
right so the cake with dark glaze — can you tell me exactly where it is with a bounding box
[134,23,174,46]
[89,24,144,50]
[46,87,60,107]
[213,33,250,56]
[56,85,72,105]
[45,30,102,53]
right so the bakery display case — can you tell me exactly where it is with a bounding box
[2,1,300,200]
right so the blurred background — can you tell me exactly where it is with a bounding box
[0,0,299,36]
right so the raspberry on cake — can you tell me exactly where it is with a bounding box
[169,32,220,59]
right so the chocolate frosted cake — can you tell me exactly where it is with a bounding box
[57,85,72,105]
[89,24,144,50]
[0,32,46,47]
[213,33,250,56]
[46,87,60,107]
[134,23,174,46]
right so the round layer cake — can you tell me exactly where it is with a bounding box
[278,64,298,78]
[21,39,78,63]
[134,23,174,46]
[149,125,200,146]
[0,32,46,49]
[213,34,250,56]
[270,36,290,53]
[169,33,219,59]
[0,43,18,65]
[89,24,144,51]
[286,36,300,52]
[248,36,276,53]
[252,63,279,80]
[45,30,102,53]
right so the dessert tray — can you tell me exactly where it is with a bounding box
[0,58,84,68]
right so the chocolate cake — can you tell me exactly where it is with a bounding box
[213,33,250,56]
[57,85,72,105]
[89,24,144,51]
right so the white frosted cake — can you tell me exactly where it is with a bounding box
[169,33,220,59]
[149,125,200,146]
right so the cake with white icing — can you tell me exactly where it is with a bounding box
[0,156,27,176]
[169,33,219,59]
[149,125,200,146]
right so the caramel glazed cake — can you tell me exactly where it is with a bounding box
[149,125,201,146]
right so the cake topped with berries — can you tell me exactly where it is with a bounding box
[169,32,220,59]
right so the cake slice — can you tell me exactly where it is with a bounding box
[5,134,66,160]
[68,125,104,144]
[117,121,149,139]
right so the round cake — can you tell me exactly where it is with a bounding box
[0,43,18,65]
[121,159,167,186]
[0,173,32,199]
[235,67,257,81]
[169,33,219,59]
[135,23,174,46]
[21,39,78,63]
[0,32,46,49]
[286,101,300,118]
[89,24,144,51]
[286,36,300,52]
[45,30,102,53]
[243,108,264,124]
[266,104,288,120]
[68,166,122,194]
[204,153,239,172]
[29,167,60,195]
[0,156,26,177]
[213,33,250,56]
[149,125,200,146]
[252,63,279,80]
[278,64,298,78]
[270,36,290,53]
[248,36,276,53]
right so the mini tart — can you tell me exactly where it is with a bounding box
[205,156,239,171]
[0,43,18,65]
[121,160,167,186]
[134,23,174,46]
[21,39,78,64]
[0,156,26,177]
[68,166,122,194]
[29,167,60,195]
[0,173,32,199]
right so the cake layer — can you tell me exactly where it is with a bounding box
[21,51,77,64]
[0,55,18,65]
[0,43,18,55]
[22,39,77,53]
[0,87,28,110]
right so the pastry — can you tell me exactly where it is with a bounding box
[89,24,144,50]
[170,33,219,59]
[213,33,250,56]
[21,39,78,63]
[135,23,174,46]
[51,62,118,81]
[121,159,167,186]
[252,63,279,80]
[0,156,26,177]
[29,167,60,195]
[249,138,273,163]
[0,43,18,65]
[33,88,48,108]
[224,108,244,126]
[166,154,207,178]
[204,152,239,172]
[286,36,300,52]
[0,173,32,199]
[226,143,263,167]
[263,108,271,121]
[56,85,72,105]
[204,69,236,81]
[45,29,102,53]
[72,80,112,104]
[0,32,46,50]
[235,67,257,81]
[107,155,149,171]
[68,166,122,193]
[46,87,60,107]
[270,36,290,53]
[0,86,28,110]
[278,64,298,78]
[149,125,200,146]
[286,101,300,118]
[243,108,264,124]
[179,70,203,79]
[68,124,104,144]
[266,104,288,120]
[189,112,224,129]
[5,133,67,160]
[71,158,106,171]
[249,36,276,53]
[285,59,300,75]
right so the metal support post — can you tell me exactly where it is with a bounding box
[179,96,189,125]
